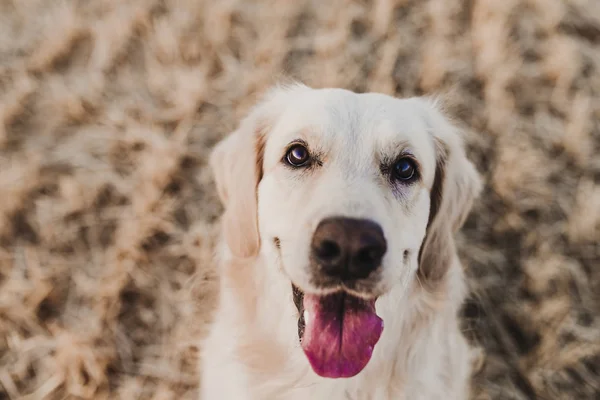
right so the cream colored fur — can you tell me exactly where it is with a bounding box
[200,84,482,400]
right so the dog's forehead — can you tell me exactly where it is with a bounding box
[275,89,430,135]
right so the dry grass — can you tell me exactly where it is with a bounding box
[0,0,599,399]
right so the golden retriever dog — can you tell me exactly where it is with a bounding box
[200,83,482,399]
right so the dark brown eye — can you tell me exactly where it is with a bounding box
[286,144,310,167]
[392,158,416,181]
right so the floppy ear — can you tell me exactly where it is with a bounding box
[210,118,266,259]
[210,83,306,258]
[416,99,482,284]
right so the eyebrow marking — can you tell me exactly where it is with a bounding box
[378,140,411,164]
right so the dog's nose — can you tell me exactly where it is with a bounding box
[311,217,387,281]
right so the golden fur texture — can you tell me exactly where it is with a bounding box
[201,84,481,399]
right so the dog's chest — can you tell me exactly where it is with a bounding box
[247,355,409,400]
[255,377,393,400]
[262,370,456,400]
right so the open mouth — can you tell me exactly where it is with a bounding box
[292,284,384,379]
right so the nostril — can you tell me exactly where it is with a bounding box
[356,245,385,265]
[360,248,377,262]
[316,239,341,262]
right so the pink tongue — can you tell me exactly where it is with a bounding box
[301,292,384,378]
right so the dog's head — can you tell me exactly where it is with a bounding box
[210,84,481,379]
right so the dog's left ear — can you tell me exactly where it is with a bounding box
[415,98,482,284]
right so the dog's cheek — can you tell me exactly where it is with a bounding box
[379,247,409,289]
[379,197,428,287]
[397,190,430,250]
[258,177,312,272]
[257,178,288,235]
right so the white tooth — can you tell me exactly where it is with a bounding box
[304,310,309,323]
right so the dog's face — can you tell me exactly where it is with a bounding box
[211,84,481,380]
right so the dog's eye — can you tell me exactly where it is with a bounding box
[286,144,310,167]
[392,158,417,181]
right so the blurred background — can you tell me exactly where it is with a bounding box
[0,0,599,399]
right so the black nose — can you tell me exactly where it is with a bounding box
[311,217,387,281]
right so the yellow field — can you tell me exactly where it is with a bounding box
[1,0,599,398]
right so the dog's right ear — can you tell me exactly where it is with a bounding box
[210,120,264,259]
[210,83,307,259]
